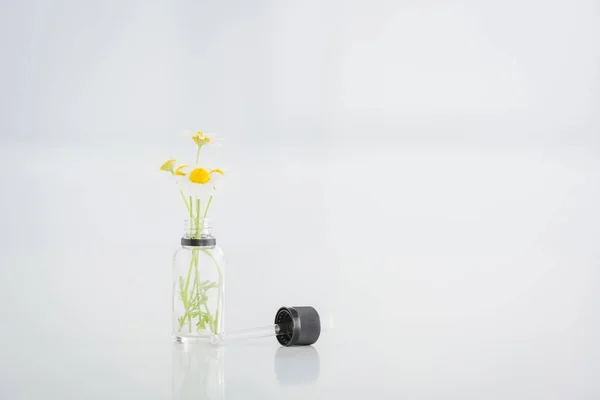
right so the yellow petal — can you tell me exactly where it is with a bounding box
[193,134,210,146]
[175,165,187,176]
[160,159,176,173]
[209,168,224,176]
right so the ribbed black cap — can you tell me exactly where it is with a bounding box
[274,306,321,347]
[181,237,216,247]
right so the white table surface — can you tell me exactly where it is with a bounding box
[2,317,599,399]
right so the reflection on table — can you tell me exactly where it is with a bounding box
[172,343,224,400]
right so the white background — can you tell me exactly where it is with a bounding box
[1,0,599,398]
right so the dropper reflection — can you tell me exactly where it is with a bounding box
[172,343,224,400]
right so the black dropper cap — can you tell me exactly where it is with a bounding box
[274,306,321,347]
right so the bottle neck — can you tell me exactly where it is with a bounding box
[182,218,216,247]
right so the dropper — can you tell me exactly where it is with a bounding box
[210,306,328,346]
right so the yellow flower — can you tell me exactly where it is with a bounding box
[192,132,211,147]
[188,167,223,184]
[160,159,176,174]
[177,165,225,198]
[189,168,210,184]
[189,131,223,148]
[175,165,187,176]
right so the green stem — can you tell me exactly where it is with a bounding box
[202,303,214,334]
[196,198,201,238]
[178,294,189,331]
[201,248,222,333]
[192,249,201,326]
[196,145,201,164]
[182,252,196,332]
[178,197,197,331]
[179,190,191,214]
[203,195,213,219]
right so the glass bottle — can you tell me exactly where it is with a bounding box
[172,218,225,342]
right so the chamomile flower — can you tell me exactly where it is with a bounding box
[160,159,177,174]
[189,131,223,148]
[192,131,211,146]
[176,165,225,198]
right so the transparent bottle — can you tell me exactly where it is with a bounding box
[172,218,225,342]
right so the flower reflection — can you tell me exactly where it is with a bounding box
[172,343,224,400]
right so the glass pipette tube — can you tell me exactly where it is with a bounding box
[210,306,330,346]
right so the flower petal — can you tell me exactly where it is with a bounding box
[175,164,187,176]
[160,159,176,173]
